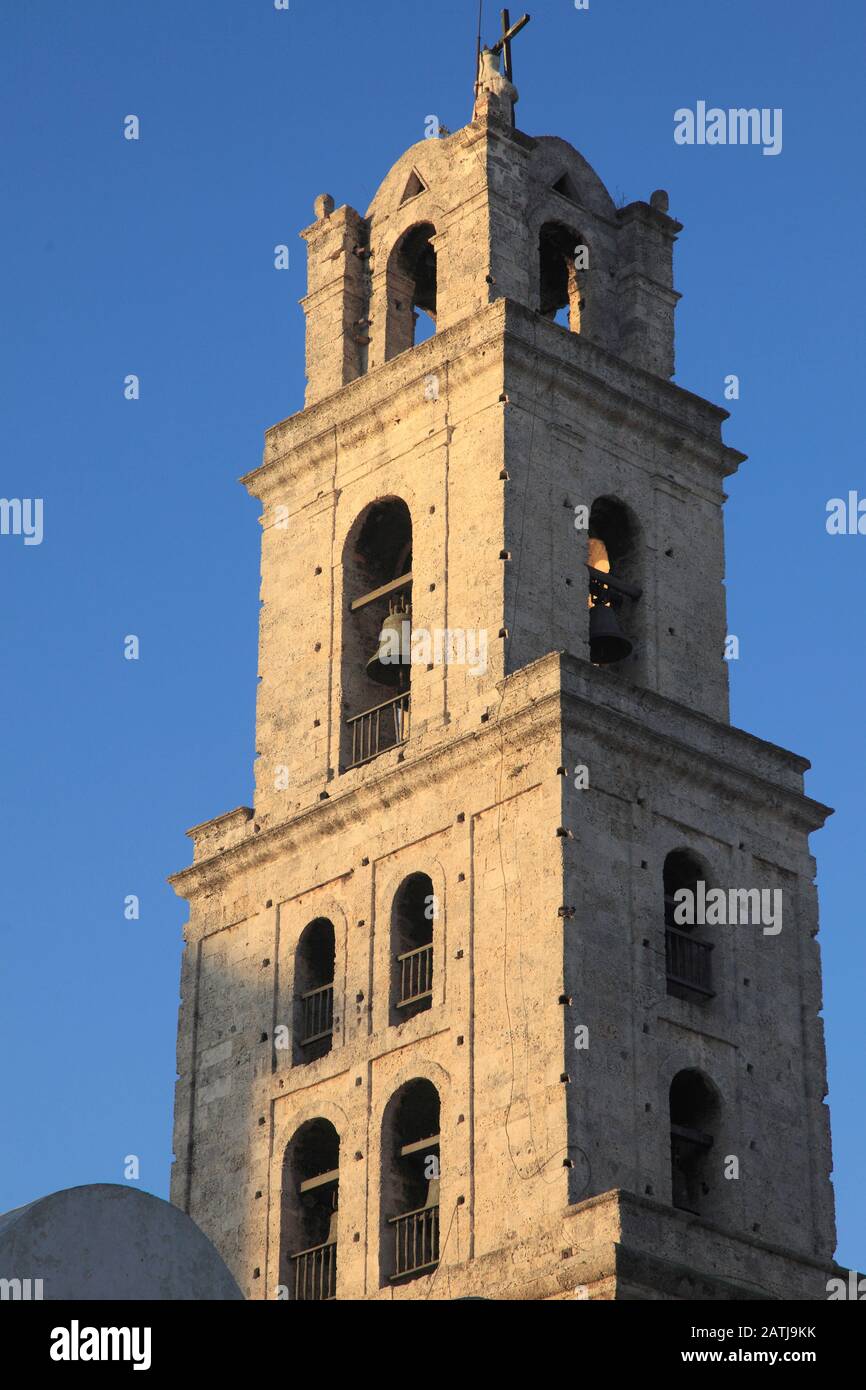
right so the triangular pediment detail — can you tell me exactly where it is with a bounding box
[400,169,428,204]
[552,172,580,204]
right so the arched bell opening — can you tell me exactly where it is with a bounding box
[586,496,642,670]
[281,1118,340,1301]
[663,850,715,1002]
[341,498,413,771]
[293,918,336,1065]
[540,221,589,333]
[385,222,437,359]
[390,873,435,1026]
[669,1070,721,1219]
[380,1079,441,1287]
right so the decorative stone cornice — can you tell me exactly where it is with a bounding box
[241,299,745,505]
[168,661,562,902]
[169,649,829,904]
[560,652,832,835]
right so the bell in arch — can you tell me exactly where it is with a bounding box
[589,597,632,666]
[587,531,634,665]
[367,597,411,687]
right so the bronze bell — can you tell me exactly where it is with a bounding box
[367,600,411,686]
[589,599,632,666]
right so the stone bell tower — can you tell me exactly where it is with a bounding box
[169,44,838,1300]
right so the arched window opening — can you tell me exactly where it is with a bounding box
[380,1079,440,1285]
[342,499,413,771]
[282,1119,339,1300]
[386,223,437,359]
[586,496,642,667]
[540,222,588,333]
[663,851,714,1000]
[669,1071,720,1217]
[391,873,435,1026]
[293,918,336,1064]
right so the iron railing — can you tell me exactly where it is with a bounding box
[396,942,434,1009]
[389,1205,439,1280]
[290,1240,337,1301]
[345,692,410,770]
[299,982,334,1047]
[665,927,714,997]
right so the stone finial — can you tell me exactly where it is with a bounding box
[314,193,335,220]
[650,189,670,213]
[473,47,519,125]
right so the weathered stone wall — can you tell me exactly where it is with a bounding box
[171,652,835,1298]
[171,664,566,1298]
[557,655,835,1261]
[500,301,738,721]
[170,106,836,1302]
[248,292,738,836]
[246,308,511,829]
[301,114,682,411]
[300,202,369,405]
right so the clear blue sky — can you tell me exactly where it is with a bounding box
[1,1,863,1271]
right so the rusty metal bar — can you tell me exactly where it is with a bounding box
[586,564,643,602]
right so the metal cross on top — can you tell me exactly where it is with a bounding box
[490,9,531,83]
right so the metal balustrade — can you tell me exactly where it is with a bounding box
[299,982,334,1047]
[396,942,433,1009]
[290,1241,337,1301]
[389,1204,439,1280]
[665,927,714,997]
[345,692,410,770]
